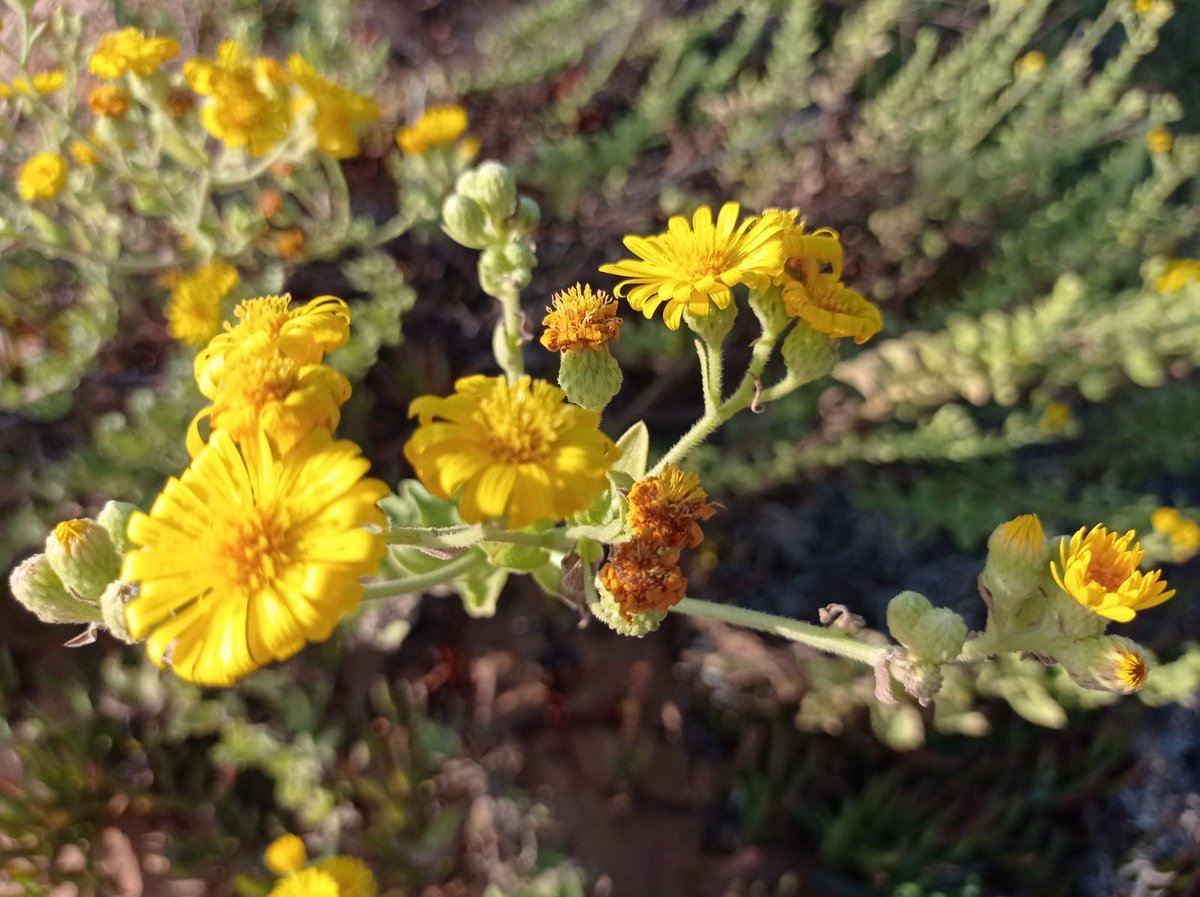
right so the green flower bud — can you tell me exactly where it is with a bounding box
[685,302,737,346]
[908,607,968,664]
[456,161,517,220]
[980,514,1048,632]
[886,591,933,647]
[1055,635,1150,695]
[590,580,666,637]
[514,195,541,235]
[502,239,536,276]
[478,246,512,296]
[781,320,838,385]
[99,580,138,644]
[97,500,138,555]
[9,553,103,625]
[442,194,490,249]
[558,346,623,413]
[44,519,122,602]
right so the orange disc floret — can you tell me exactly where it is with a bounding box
[1050,524,1175,623]
[600,538,688,620]
[627,464,718,550]
[541,284,622,352]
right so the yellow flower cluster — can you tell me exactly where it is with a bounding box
[600,203,883,341]
[1151,507,1200,562]
[396,104,477,157]
[89,27,181,78]
[16,151,68,201]
[263,835,377,897]
[287,55,381,159]
[405,375,620,528]
[1051,524,1175,622]
[0,70,65,97]
[166,262,240,346]
[122,293,386,686]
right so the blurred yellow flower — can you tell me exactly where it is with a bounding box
[69,139,99,167]
[166,262,240,347]
[1154,258,1200,293]
[396,104,469,155]
[90,28,181,79]
[541,283,622,352]
[287,54,380,159]
[1051,524,1175,622]
[269,868,340,897]
[1151,507,1200,562]
[17,151,68,202]
[313,857,377,897]
[0,70,66,97]
[1146,126,1173,154]
[628,464,717,551]
[185,41,292,156]
[600,203,785,330]
[88,84,130,117]
[264,835,307,876]
[1039,401,1074,433]
[123,428,387,686]
[1013,51,1046,77]
[405,375,619,528]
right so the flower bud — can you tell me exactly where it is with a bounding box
[44,519,122,602]
[907,607,968,664]
[781,320,837,385]
[99,580,138,644]
[559,346,623,413]
[514,195,541,234]
[1055,635,1150,695]
[502,239,536,277]
[442,194,490,249]
[886,591,933,647]
[590,580,667,637]
[685,303,737,346]
[97,500,138,555]
[455,161,517,220]
[9,553,103,625]
[980,513,1047,631]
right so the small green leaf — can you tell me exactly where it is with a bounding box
[457,566,508,618]
[612,420,650,480]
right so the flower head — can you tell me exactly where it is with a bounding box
[314,857,377,897]
[1057,635,1151,694]
[599,539,687,621]
[600,203,784,330]
[88,84,130,118]
[276,228,306,260]
[287,54,380,159]
[541,284,622,352]
[70,139,100,167]
[1146,126,1173,154]
[167,262,240,347]
[185,41,292,156]
[1051,524,1175,622]
[1154,259,1200,293]
[1151,507,1200,562]
[396,104,469,155]
[269,868,340,897]
[90,28,181,78]
[0,71,65,97]
[405,375,620,528]
[264,835,307,876]
[17,152,68,202]
[1013,51,1046,77]
[628,464,718,550]
[122,428,387,686]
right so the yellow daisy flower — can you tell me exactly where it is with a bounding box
[314,857,377,897]
[599,202,785,330]
[395,104,469,155]
[194,295,351,397]
[405,375,620,528]
[17,152,68,202]
[264,835,307,876]
[123,428,387,686]
[1050,524,1175,623]
[167,262,240,347]
[287,54,380,159]
[540,283,622,352]
[90,28,181,79]
[269,868,340,897]
[184,41,292,157]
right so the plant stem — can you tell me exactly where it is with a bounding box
[494,282,525,383]
[362,550,486,601]
[387,523,572,552]
[671,598,888,666]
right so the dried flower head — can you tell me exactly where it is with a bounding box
[541,284,622,352]
[628,464,718,550]
[600,539,688,620]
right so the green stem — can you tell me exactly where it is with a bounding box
[494,282,525,383]
[387,523,572,552]
[670,598,888,666]
[363,550,486,601]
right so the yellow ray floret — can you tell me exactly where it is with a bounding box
[1050,524,1175,623]
[405,375,620,528]
[122,428,387,686]
[599,202,785,330]
[396,104,469,155]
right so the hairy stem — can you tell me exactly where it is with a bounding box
[362,550,486,601]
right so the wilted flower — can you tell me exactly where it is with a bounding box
[628,465,718,551]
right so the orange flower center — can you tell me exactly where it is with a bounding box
[216,510,291,594]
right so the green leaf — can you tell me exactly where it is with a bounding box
[612,420,650,479]
[381,480,463,528]
[457,566,508,618]
[530,560,564,596]
[484,542,551,571]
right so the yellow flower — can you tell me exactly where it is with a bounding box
[123,427,387,686]
[17,152,68,202]
[600,538,688,621]
[1146,126,1173,154]
[69,140,99,167]
[269,868,340,897]
[627,464,718,551]
[185,41,292,157]
[88,84,130,117]
[1050,524,1175,623]
[541,284,622,352]
[314,857,377,897]
[0,70,66,97]
[287,54,380,159]
[1154,258,1200,293]
[89,28,181,79]
[1013,51,1045,77]
[187,342,351,457]
[1039,401,1074,433]
[167,262,240,347]
[599,203,785,330]
[1151,507,1200,563]
[194,295,351,397]
[264,835,307,876]
[396,104,469,155]
[405,375,620,528]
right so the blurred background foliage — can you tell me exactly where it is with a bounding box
[3,0,1200,894]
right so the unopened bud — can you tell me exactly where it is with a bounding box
[514,195,540,234]
[9,553,103,625]
[97,500,138,555]
[685,303,737,346]
[455,161,517,220]
[99,580,138,643]
[45,519,122,602]
[442,194,490,249]
[1056,635,1150,695]
[886,591,933,647]
[980,513,1048,631]
[558,346,623,413]
[908,607,968,664]
[781,320,837,384]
